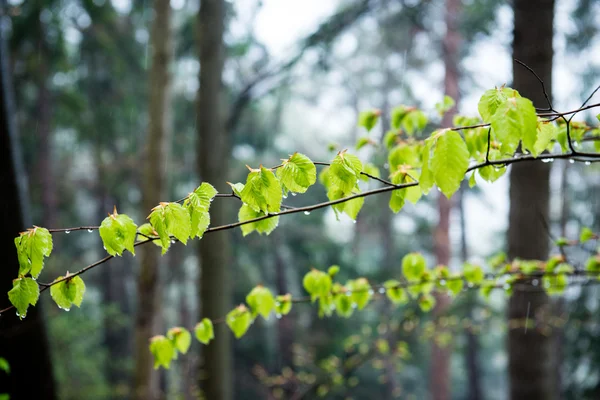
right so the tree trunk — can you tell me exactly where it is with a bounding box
[430,1,460,398]
[508,1,555,399]
[196,1,232,399]
[0,22,57,399]
[133,1,173,399]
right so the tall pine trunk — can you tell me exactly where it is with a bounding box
[0,22,57,399]
[430,0,460,398]
[196,1,232,399]
[507,0,555,399]
[134,1,173,398]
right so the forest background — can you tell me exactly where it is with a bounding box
[1,0,600,399]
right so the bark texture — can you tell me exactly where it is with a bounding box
[133,1,173,398]
[0,21,57,399]
[508,1,555,399]
[196,1,233,399]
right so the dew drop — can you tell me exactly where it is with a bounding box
[542,158,551,163]
[573,141,579,148]
[65,230,71,234]
[304,211,311,216]
[87,229,93,233]
[378,287,386,294]
[291,192,297,197]
[585,161,591,166]
[282,194,288,199]
[103,246,107,251]
[171,240,176,244]
[276,313,282,319]
[569,159,575,164]
[352,220,357,224]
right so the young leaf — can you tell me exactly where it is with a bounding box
[384,280,409,305]
[277,153,317,194]
[419,139,435,194]
[50,275,86,310]
[167,327,192,354]
[238,205,279,236]
[446,274,464,296]
[402,110,428,135]
[402,253,426,281]
[478,86,519,122]
[463,264,484,285]
[346,278,371,310]
[275,294,292,316]
[303,269,332,301]
[99,208,137,256]
[435,95,456,116]
[148,202,192,254]
[14,227,53,278]
[391,106,410,130]
[533,119,557,156]
[580,227,595,243]
[184,182,218,239]
[490,96,537,155]
[195,319,214,345]
[226,305,253,339]
[241,166,283,214]
[328,265,340,277]
[419,294,436,312]
[246,285,276,319]
[8,277,39,318]
[328,151,363,192]
[334,293,354,318]
[389,171,407,213]
[149,335,175,369]
[430,130,469,198]
[358,110,381,132]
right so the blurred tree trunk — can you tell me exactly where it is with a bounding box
[508,0,555,399]
[134,1,173,399]
[458,185,482,400]
[196,1,232,399]
[0,21,57,399]
[430,0,460,398]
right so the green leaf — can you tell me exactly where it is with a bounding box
[383,130,399,149]
[419,139,435,194]
[384,280,408,305]
[533,119,557,156]
[402,110,428,135]
[303,269,332,301]
[435,95,455,116]
[238,205,279,236]
[167,327,192,354]
[391,106,410,130]
[8,277,39,318]
[14,227,53,278]
[490,96,537,155]
[328,265,340,277]
[389,171,407,213]
[430,130,469,198]
[148,202,192,254]
[334,293,354,318]
[544,273,567,295]
[446,274,464,296]
[346,278,371,310]
[195,319,214,345]
[277,153,317,194]
[478,86,519,121]
[99,208,137,256]
[580,227,595,243]
[246,285,276,319]
[50,275,86,310]
[137,223,162,247]
[478,165,506,182]
[328,151,363,193]
[150,335,175,369]
[358,110,381,132]
[585,256,600,275]
[184,182,217,239]
[468,172,477,187]
[228,182,245,197]
[241,166,283,214]
[388,143,421,172]
[402,253,426,281]
[419,294,436,312]
[463,264,484,285]
[0,357,9,374]
[226,305,253,339]
[355,136,372,150]
[275,294,293,316]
